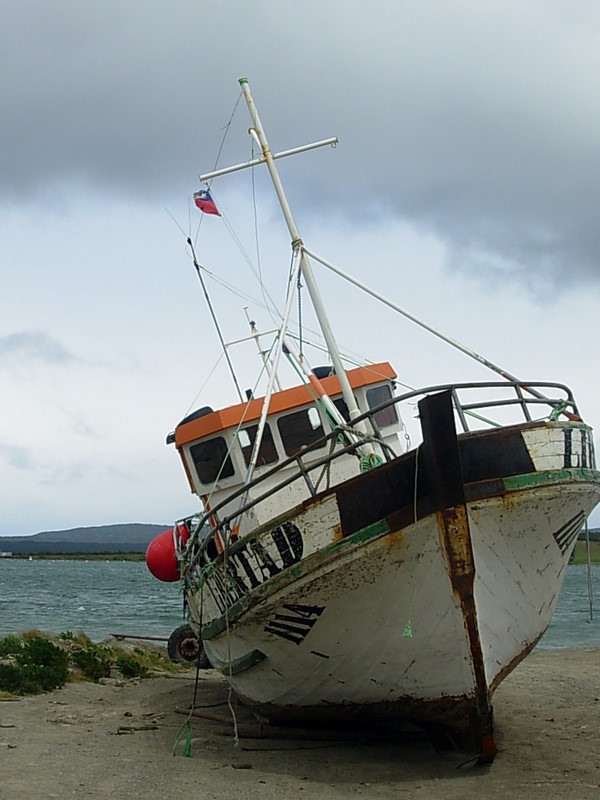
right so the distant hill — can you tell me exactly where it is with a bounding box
[0,523,169,555]
[1,524,598,557]
[579,528,600,542]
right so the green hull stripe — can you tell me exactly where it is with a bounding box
[203,645,266,675]
[201,519,391,639]
[200,468,600,639]
[503,467,600,492]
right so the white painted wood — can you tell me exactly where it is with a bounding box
[186,421,600,726]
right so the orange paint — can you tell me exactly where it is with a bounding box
[174,362,396,447]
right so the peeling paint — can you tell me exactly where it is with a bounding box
[181,392,600,759]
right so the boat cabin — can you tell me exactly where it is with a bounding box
[169,362,402,537]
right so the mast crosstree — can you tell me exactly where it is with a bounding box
[198,77,364,428]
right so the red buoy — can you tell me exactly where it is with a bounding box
[145,525,189,582]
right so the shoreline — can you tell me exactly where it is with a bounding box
[1,532,599,563]
[1,648,599,799]
[1,547,599,563]
[0,553,146,561]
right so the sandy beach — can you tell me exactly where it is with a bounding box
[1,648,599,800]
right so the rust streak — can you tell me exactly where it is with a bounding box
[438,506,497,762]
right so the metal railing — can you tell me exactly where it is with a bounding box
[175,379,581,574]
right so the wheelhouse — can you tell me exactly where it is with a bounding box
[168,362,403,536]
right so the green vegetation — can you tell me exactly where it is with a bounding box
[0,634,68,694]
[115,652,150,679]
[570,540,600,565]
[68,637,113,681]
[0,630,188,697]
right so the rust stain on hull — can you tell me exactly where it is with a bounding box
[419,391,497,762]
[438,506,497,762]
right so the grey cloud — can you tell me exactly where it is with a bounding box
[0,443,34,470]
[0,331,78,368]
[2,2,600,289]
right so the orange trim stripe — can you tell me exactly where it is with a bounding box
[174,362,397,447]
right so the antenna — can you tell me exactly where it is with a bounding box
[243,307,283,392]
[187,237,244,403]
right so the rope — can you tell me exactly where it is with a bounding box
[549,400,567,421]
[172,651,204,757]
[222,527,240,746]
[172,550,212,759]
[172,716,194,758]
[359,452,383,472]
[176,525,243,755]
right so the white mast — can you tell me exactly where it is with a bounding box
[199,78,366,429]
[237,78,365,427]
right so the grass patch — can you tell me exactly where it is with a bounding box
[115,654,149,679]
[571,540,600,565]
[0,636,69,694]
[0,631,190,696]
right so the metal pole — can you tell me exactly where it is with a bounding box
[188,238,244,403]
[198,138,338,183]
[243,307,282,392]
[585,519,594,622]
[282,334,352,433]
[238,77,365,428]
[231,245,304,534]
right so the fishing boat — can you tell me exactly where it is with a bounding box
[146,78,600,761]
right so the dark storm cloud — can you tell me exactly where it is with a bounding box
[2,1,600,287]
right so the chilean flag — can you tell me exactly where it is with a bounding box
[194,189,220,216]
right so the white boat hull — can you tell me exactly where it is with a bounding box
[182,391,600,757]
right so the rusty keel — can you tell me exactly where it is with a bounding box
[419,390,497,762]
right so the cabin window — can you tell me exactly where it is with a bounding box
[333,397,351,423]
[190,437,235,484]
[278,406,325,456]
[238,424,278,467]
[366,385,398,428]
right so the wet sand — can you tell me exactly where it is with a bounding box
[1,648,599,800]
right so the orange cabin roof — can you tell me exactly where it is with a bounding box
[174,362,397,448]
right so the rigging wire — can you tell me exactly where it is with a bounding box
[181,248,381,381]
[168,208,397,399]
[187,237,244,403]
[216,205,282,322]
[192,89,244,249]
[297,266,304,359]
[181,351,225,419]
[250,135,275,325]
[188,86,281,343]
[189,340,276,521]
[171,88,404,409]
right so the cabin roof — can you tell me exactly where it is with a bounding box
[174,362,397,447]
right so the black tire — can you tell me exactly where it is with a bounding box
[167,624,209,668]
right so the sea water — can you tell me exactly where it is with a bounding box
[0,559,185,642]
[0,559,599,648]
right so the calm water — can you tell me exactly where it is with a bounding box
[0,559,599,648]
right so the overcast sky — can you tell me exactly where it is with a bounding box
[2,1,600,536]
